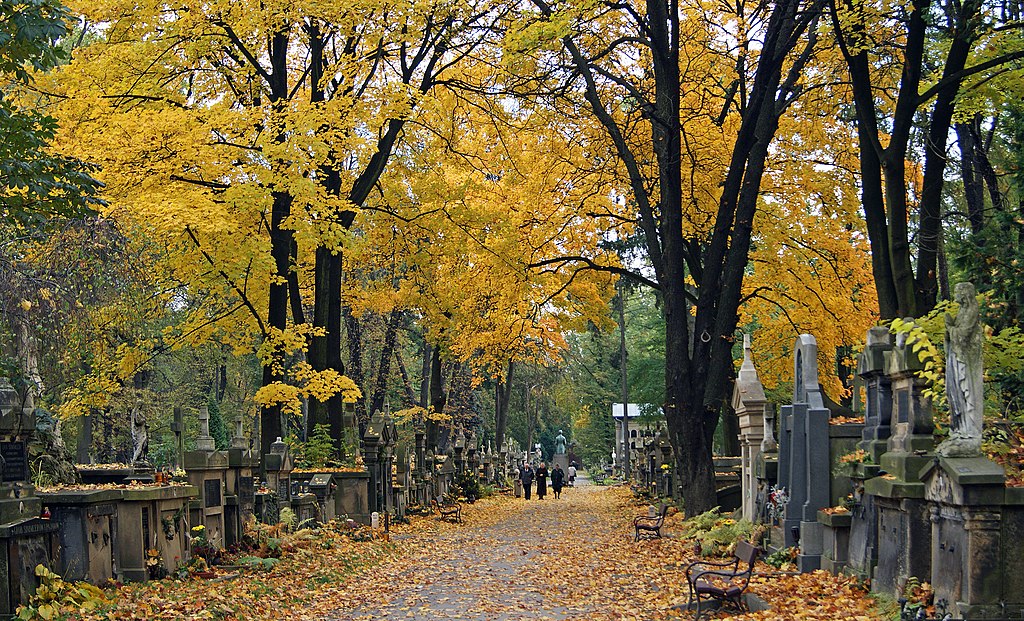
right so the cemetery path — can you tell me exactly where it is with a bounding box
[320,473,618,620]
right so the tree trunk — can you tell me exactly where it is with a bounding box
[494,360,514,454]
[342,304,366,423]
[369,310,402,416]
[426,344,446,451]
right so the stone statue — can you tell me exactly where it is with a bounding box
[938,282,984,457]
[554,431,567,454]
[130,402,148,464]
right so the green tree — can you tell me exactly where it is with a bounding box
[1,0,100,224]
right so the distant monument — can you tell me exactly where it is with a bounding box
[552,431,569,472]
[554,430,567,455]
[937,282,984,457]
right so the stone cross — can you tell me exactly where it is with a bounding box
[231,414,248,450]
[938,282,984,457]
[196,405,216,452]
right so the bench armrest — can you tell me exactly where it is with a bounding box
[684,558,738,579]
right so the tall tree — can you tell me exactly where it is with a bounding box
[510,0,824,513]
[828,0,1024,318]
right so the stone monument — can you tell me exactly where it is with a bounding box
[938,282,984,457]
[0,375,58,614]
[552,431,570,473]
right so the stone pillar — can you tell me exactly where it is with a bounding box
[846,326,892,582]
[866,324,934,597]
[858,326,894,461]
[733,334,767,522]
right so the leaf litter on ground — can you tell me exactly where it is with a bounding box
[63,484,886,620]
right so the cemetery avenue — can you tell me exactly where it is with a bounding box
[78,479,883,621]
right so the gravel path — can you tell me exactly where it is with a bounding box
[329,474,608,621]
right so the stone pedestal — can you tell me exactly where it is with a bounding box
[922,456,1024,619]
[38,489,119,584]
[817,509,852,574]
[552,453,569,474]
[184,449,229,549]
[115,485,197,582]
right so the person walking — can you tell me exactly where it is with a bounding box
[520,463,534,500]
[550,463,565,499]
[567,463,577,487]
[535,462,548,499]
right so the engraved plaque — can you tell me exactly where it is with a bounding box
[204,479,221,507]
[0,441,28,482]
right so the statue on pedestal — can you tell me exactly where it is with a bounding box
[554,430,567,455]
[938,282,984,457]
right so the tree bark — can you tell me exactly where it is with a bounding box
[494,359,514,454]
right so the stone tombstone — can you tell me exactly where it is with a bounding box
[865,322,935,598]
[791,335,832,572]
[883,323,935,466]
[920,456,1020,619]
[184,407,229,551]
[733,334,768,522]
[857,326,894,461]
[0,376,58,615]
[263,436,293,510]
[938,282,984,458]
[225,414,256,547]
[362,411,396,514]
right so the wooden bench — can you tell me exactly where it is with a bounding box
[633,503,670,541]
[684,540,760,619]
[431,496,462,523]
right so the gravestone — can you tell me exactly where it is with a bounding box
[261,436,293,524]
[0,376,58,615]
[753,403,779,528]
[224,414,256,547]
[844,327,893,582]
[184,405,229,549]
[793,335,832,572]
[733,334,768,522]
[362,411,396,514]
[865,322,934,597]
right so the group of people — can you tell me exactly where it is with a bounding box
[519,461,577,500]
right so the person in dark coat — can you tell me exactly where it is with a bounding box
[520,463,534,500]
[535,462,548,499]
[550,463,565,499]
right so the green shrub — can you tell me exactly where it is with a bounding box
[683,507,757,556]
